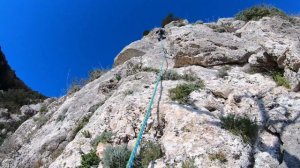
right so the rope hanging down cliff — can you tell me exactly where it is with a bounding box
[126,29,167,168]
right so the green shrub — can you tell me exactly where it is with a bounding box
[79,150,100,168]
[82,130,91,138]
[244,66,290,89]
[244,66,266,74]
[115,74,122,81]
[161,13,181,27]
[209,152,227,163]
[236,5,288,22]
[181,72,198,82]
[169,82,204,104]
[102,145,141,168]
[162,70,182,80]
[182,158,197,168]
[40,105,48,113]
[91,131,114,147]
[162,70,198,82]
[143,30,150,36]
[271,71,290,89]
[140,141,163,167]
[220,114,258,144]
[125,62,142,75]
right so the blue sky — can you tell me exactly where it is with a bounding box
[0,0,299,97]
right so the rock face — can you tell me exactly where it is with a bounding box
[1,16,300,168]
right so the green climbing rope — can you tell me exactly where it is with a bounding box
[126,61,164,168]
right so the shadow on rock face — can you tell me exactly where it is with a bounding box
[281,151,300,168]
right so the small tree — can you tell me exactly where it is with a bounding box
[80,150,100,168]
[220,114,258,144]
[140,141,163,167]
[143,30,150,36]
[161,13,180,27]
[235,5,288,22]
[102,145,142,168]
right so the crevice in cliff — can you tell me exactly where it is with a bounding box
[264,125,284,164]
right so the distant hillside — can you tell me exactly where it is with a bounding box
[0,48,46,113]
[0,48,27,90]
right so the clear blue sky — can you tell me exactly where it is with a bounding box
[0,0,299,97]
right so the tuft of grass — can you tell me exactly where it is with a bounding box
[56,108,68,122]
[142,67,160,74]
[243,66,267,74]
[67,68,108,95]
[115,74,122,81]
[140,141,163,167]
[79,150,100,168]
[162,70,182,80]
[209,152,228,163]
[124,90,134,96]
[56,114,65,122]
[125,62,143,75]
[162,70,198,82]
[39,105,48,114]
[220,114,258,144]
[34,114,49,128]
[91,131,114,148]
[67,79,84,95]
[82,130,91,138]
[217,66,230,78]
[271,71,290,89]
[88,103,103,113]
[236,5,288,22]
[103,145,142,168]
[182,158,197,168]
[169,81,204,104]
[181,72,198,82]
[88,69,107,82]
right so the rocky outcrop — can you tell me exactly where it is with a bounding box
[115,16,300,92]
[1,16,300,168]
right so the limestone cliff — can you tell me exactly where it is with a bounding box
[1,15,300,168]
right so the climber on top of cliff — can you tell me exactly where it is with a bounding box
[157,29,166,41]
